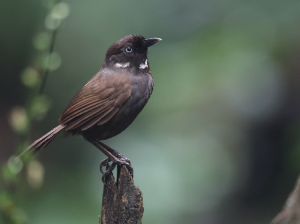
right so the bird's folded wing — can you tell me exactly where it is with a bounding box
[59,72,131,131]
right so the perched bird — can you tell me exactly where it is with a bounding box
[17,35,161,179]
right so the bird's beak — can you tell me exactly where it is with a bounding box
[144,37,162,47]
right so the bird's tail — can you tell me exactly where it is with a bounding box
[15,124,65,161]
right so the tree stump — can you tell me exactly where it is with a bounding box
[100,165,144,224]
[272,176,300,224]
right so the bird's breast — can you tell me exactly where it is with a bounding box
[129,73,153,105]
[94,73,153,140]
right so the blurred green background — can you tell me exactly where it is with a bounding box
[1,0,300,223]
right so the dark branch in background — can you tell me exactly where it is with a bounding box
[39,28,58,95]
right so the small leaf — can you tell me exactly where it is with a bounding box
[21,67,40,87]
[9,107,29,134]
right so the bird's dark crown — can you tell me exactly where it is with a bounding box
[105,35,146,60]
[104,35,161,71]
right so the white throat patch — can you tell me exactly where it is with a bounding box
[115,62,130,68]
[139,60,148,69]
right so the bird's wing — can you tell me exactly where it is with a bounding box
[59,72,131,131]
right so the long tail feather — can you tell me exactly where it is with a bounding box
[15,124,65,162]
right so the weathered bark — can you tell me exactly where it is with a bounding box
[100,165,144,224]
[272,176,300,224]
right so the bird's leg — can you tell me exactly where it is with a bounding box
[96,140,133,179]
[84,137,133,182]
[96,140,131,165]
[96,141,133,179]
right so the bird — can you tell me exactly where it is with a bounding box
[16,35,161,180]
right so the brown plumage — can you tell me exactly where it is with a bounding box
[61,73,131,131]
[16,35,161,177]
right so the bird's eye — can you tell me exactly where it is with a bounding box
[125,46,133,53]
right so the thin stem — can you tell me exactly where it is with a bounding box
[39,28,58,95]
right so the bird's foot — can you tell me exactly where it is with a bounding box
[99,158,112,175]
[100,156,133,183]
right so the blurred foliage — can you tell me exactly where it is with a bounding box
[1,0,300,224]
[0,0,69,223]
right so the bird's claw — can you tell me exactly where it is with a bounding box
[100,156,133,183]
[100,158,111,174]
